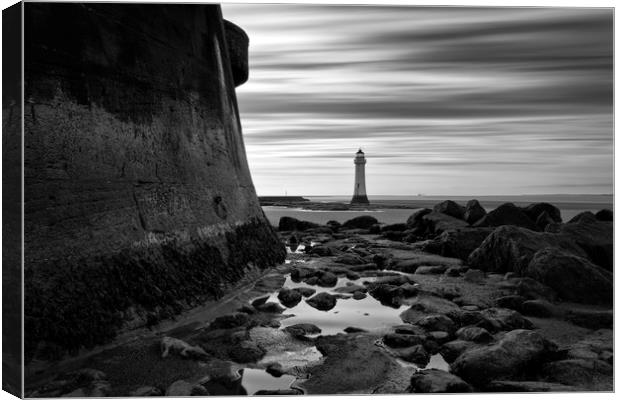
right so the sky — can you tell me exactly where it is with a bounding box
[222,3,613,196]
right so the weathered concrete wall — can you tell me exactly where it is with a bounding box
[23,3,285,360]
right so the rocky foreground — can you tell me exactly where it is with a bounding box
[27,200,613,395]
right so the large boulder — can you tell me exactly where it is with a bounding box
[433,200,466,220]
[342,215,379,229]
[524,248,612,304]
[421,212,469,235]
[467,225,586,274]
[278,216,319,231]
[594,209,612,222]
[400,295,461,324]
[541,359,613,390]
[422,228,494,261]
[550,218,613,271]
[473,203,538,231]
[306,292,337,311]
[451,329,557,387]
[408,369,472,393]
[567,211,597,224]
[406,208,433,229]
[277,288,303,308]
[476,308,533,332]
[463,199,487,225]
[521,202,562,224]
[380,223,408,232]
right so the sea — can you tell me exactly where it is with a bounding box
[262,194,613,226]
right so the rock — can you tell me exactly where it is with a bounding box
[297,287,316,298]
[477,308,533,332]
[381,223,408,232]
[284,323,321,337]
[277,288,303,308]
[398,344,430,365]
[306,292,337,311]
[255,302,286,314]
[422,228,494,261]
[344,327,367,333]
[565,309,612,330]
[352,291,366,300]
[229,341,266,363]
[406,208,432,228]
[568,211,597,223]
[534,211,556,231]
[524,247,612,304]
[408,369,472,393]
[474,202,538,230]
[209,313,250,330]
[165,380,196,396]
[415,265,448,275]
[254,389,302,395]
[130,386,163,396]
[308,246,334,256]
[444,267,462,277]
[515,277,558,301]
[334,284,366,294]
[160,336,208,359]
[455,327,492,343]
[467,225,588,274]
[422,211,469,235]
[440,340,476,363]
[400,295,460,324]
[383,333,426,348]
[594,208,612,221]
[334,254,365,265]
[304,277,319,285]
[316,271,338,287]
[493,295,526,311]
[541,359,613,389]
[522,202,562,224]
[382,230,405,241]
[463,199,487,225]
[451,329,557,387]
[278,216,319,231]
[428,331,451,343]
[485,380,578,392]
[433,200,466,220]
[521,299,556,317]
[463,269,484,283]
[342,215,379,229]
[290,267,315,282]
[414,314,456,334]
[393,324,426,335]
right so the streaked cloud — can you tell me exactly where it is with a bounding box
[222,4,612,196]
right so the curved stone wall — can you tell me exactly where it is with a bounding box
[23,3,284,360]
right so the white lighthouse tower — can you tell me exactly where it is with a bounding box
[351,149,369,205]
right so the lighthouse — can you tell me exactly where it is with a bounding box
[350,149,369,205]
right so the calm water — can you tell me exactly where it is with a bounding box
[263,194,612,226]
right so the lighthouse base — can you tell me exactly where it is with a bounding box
[350,194,370,205]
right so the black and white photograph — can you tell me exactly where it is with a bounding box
[1,0,615,397]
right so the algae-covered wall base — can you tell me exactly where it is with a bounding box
[23,3,285,361]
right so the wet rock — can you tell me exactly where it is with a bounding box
[406,208,432,228]
[383,333,426,348]
[568,211,597,223]
[209,313,250,330]
[283,323,321,337]
[334,254,365,265]
[451,329,557,387]
[440,340,476,363]
[334,284,366,294]
[444,266,462,277]
[304,277,319,285]
[433,200,466,220]
[415,314,456,334]
[344,327,367,333]
[277,288,303,308]
[565,309,612,330]
[130,386,163,396]
[494,295,526,311]
[541,359,613,389]
[398,344,430,365]
[306,292,338,311]
[524,248,612,304]
[316,271,338,287]
[415,265,449,275]
[291,267,316,282]
[485,380,578,392]
[474,202,538,230]
[522,202,562,224]
[352,291,366,300]
[166,380,208,396]
[342,215,379,229]
[254,389,303,395]
[297,287,316,298]
[393,325,426,335]
[423,228,494,261]
[229,341,266,363]
[521,299,556,317]
[255,302,286,314]
[477,308,533,332]
[408,369,472,393]
[326,220,341,231]
[368,284,413,307]
[463,269,484,283]
[381,223,408,232]
[400,295,460,324]
[237,305,256,315]
[535,211,556,231]
[455,327,492,343]
[278,216,319,231]
[446,310,484,327]
[308,246,334,257]
[464,199,487,225]
[160,336,208,359]
[515,277,558,301]
[428,331,450,344]
[595,208,612,221]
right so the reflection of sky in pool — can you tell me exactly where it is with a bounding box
[241,368,297,395]
[266,275,408,335]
